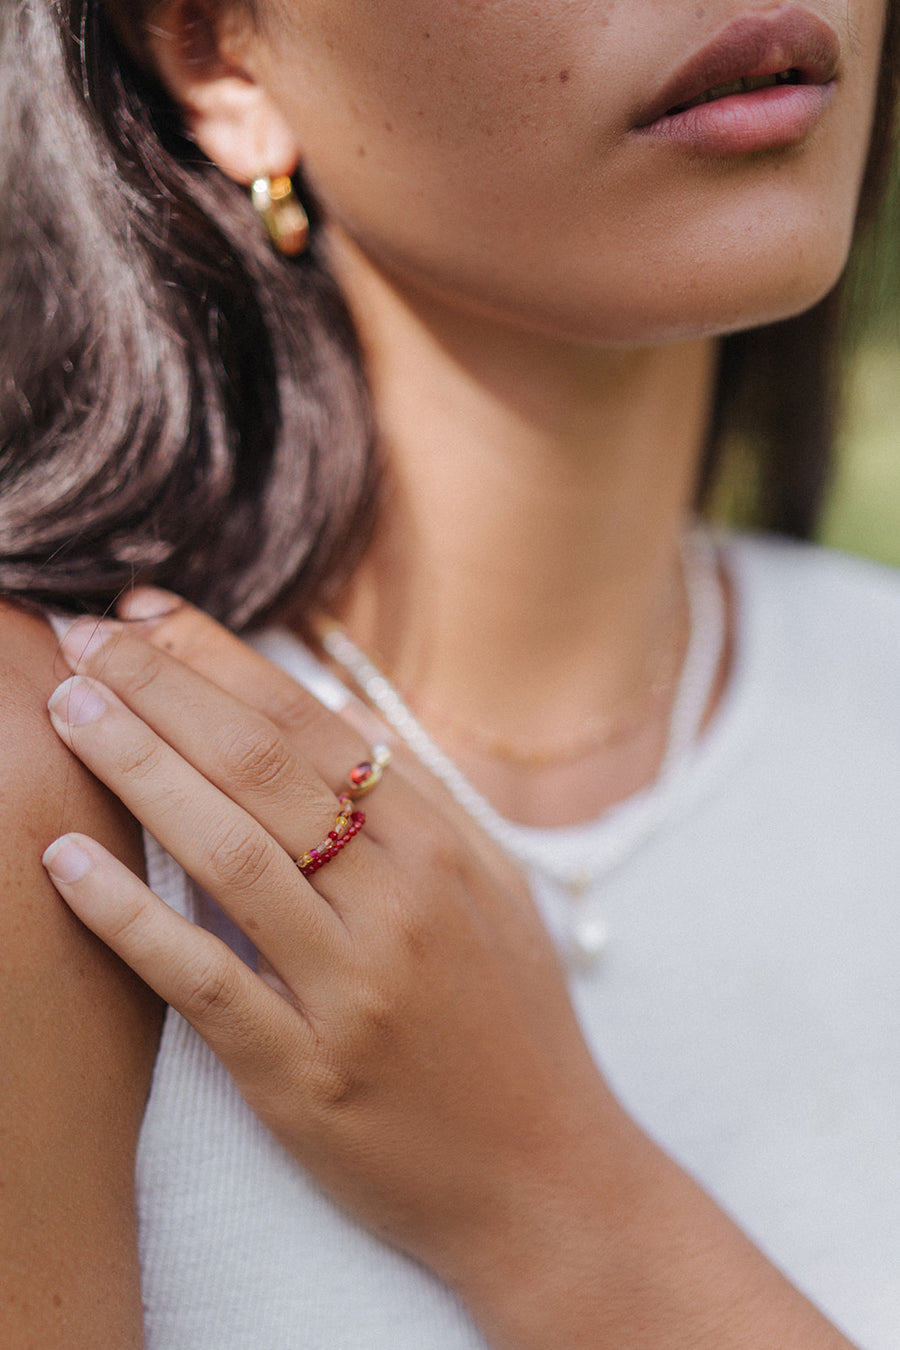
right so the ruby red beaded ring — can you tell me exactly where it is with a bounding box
[295,795,366,877]
[294,745,392,879]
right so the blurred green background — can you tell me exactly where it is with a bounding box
[705,162,900,567]
[822,341,900,567]
[814,164,900,569]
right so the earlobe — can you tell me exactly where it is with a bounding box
[184,76,300,186]
[144,0,300,186]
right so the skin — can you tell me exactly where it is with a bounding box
[0,0,890,1344]
[222,0,880,342]
[170,0,884,824]
[0,609,160,1347]
[145,0,879,830]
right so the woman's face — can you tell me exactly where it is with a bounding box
[241,0,888,344]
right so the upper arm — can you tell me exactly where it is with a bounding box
[0,606,163,1347]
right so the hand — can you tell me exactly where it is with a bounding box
[41,599,621,1304]
[41,599,857,1350]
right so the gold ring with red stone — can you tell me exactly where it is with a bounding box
[344,743,392,799]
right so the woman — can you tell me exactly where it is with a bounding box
[1,0,898,1345]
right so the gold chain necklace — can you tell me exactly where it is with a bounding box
[396,616,684,770]
[318,528,725,967]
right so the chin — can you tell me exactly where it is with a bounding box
[548,153,865,346]
[572,217,858,346]
[498,262,851,351]
[690,243,855,340]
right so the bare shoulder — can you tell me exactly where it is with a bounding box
[0,604,162,1347]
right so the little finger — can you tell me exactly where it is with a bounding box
[41,832,314,1096]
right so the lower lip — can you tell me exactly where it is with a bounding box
[638,82,835,156]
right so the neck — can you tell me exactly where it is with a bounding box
[321,236,722,823]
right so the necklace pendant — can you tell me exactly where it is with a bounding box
[568,913,610,969]
[566,878,610,969]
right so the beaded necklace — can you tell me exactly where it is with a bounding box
[320,530,725,966]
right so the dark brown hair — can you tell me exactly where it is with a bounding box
[1,0,376,629]
[1,0,898,628]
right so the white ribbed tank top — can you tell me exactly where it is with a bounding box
[136,538,900,1349]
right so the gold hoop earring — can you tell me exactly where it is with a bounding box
[251,174,310,257]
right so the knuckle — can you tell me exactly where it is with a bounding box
[342,982,400,1068]
[306,1053,362,1112]
[206,819,277,892]
[353,979,397,1039]
[268,689,322,738]
[218,721,294,794]
[395,904,433,962]
[412,818,465,878]
[304,986,398,1112]
[102,893,157,948]
[305,1039,375,1114]
[118,644,167,699]
[115,734,164,781]
[179,954,242,1022]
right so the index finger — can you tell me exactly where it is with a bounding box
[113,592,524,887]
[115,589,384,756]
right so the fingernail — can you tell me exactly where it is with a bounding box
[118,587,181,622]
[56,616,122,665]
[43,836,92,884]
[48,676,108,726]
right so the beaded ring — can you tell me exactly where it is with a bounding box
[295,795,366,877]
[294,745,391,879]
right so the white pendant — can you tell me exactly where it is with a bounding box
[569,914,610,969]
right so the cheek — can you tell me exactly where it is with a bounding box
[263,1,624,260]
[263,0,889,345]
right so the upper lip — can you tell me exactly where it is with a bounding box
[636,6,841,126]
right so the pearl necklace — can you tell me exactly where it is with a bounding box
[321,530,725,966]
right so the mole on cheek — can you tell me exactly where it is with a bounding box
[559,69,570,83]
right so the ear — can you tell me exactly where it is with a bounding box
[145,0,300,185]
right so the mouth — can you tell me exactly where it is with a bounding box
[636,8,841,131]
[666,67,802,116]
